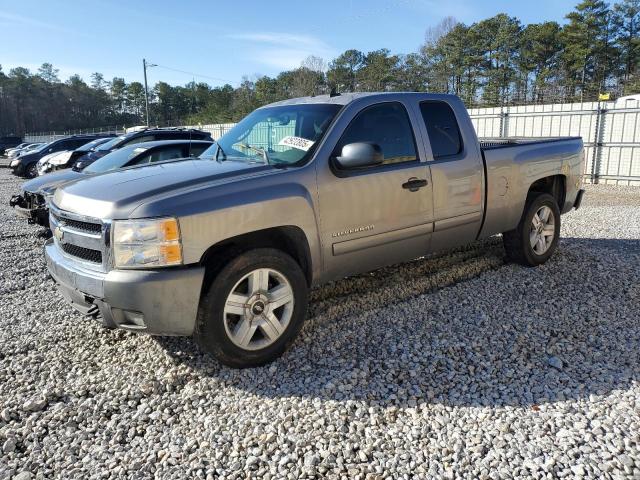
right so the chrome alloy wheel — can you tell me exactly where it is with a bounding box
[530,205,556,255]
[223,268,295,351]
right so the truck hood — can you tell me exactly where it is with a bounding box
[23,169,85,194]
[53,159,272,218]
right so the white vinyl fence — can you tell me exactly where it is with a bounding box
[25,98,640,185]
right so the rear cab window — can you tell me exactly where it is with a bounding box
[419,101,463,159]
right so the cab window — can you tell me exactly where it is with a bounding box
[335,102,417,166]
[419,101,463,159]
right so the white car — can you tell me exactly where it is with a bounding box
[37,150,72,176]
[6,143,31,157]
[6,143,44,158]
[8,143,43,159]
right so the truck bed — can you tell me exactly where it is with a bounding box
[479,137,582,150]
[478,135,584,240]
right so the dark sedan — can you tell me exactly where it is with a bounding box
[38,136,116,174]
[76,127,213,169]
[10,139,213,227]
[11,135,109,178]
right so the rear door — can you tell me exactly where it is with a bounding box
[416,100,484,251]
[316,98,434,280]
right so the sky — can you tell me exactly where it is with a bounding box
[0,0,582,87]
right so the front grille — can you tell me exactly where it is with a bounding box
[61,243,102,264]
[52,213,102,234]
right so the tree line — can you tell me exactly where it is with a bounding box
[0,0,637,136]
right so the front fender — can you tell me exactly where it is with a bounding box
[178,182,321,280]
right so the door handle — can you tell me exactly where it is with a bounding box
[402,177,428,192]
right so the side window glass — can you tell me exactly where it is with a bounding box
[419,101,462,159]
[189,144,209,157]
[335,102,417,166]
[133,146,184,165]
[122,135,155,147]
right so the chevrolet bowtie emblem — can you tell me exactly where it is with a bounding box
[54,226,64,242]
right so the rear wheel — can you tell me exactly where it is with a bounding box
[503,193,561,266]
[195,248,308,368]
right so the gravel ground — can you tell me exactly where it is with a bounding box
[0,169,639,480]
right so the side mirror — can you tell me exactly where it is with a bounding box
[335,142,384,169]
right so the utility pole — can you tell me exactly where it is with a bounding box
[143,58,156,126]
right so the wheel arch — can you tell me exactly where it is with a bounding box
[199,226,313,289]
[527,174,566,208]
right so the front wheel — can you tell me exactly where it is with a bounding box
[195,248,308,368]
[503,193,561,266]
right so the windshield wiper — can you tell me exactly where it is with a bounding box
[237,143,270,165]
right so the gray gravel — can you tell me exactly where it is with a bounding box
[0,168,639,479]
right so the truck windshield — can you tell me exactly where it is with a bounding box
[200,104,342,166]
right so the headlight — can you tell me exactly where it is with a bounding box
[10,159,19,167]
[112,217,182,269]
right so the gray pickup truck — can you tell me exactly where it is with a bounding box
[44,93,585,367]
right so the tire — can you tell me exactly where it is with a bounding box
[26,162,38,179]
[503,193,561,267]
[195,248,309,368]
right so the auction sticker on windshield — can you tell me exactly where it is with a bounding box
[278,136,315,151]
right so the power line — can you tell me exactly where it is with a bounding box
[149,63,238,85]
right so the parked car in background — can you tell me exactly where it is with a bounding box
[8,143,44,159]
[6,142,33,157]
[51,136,116,171]
[75,128,213,169]
[0,136,22,155]
[37,137,117,175]
[10,135,106,178]
[37,150,72,176]
[42,92,585,367]
[10,139,213,227]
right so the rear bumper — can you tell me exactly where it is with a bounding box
[45,239,205,335]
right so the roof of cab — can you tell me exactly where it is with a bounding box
[263,92,458,108]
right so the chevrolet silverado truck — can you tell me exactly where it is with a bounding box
[44,93,585,368]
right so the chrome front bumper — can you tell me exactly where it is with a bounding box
[45,239,205,335]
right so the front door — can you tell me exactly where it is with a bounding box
[316,100,434,281]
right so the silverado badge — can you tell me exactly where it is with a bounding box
[332,225,375,238]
